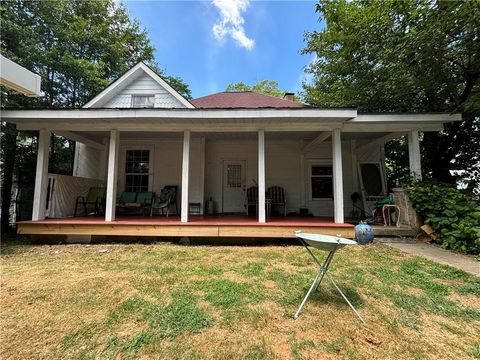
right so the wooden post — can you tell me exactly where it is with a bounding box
[32,129,50,221]
[105,130,120,222]
[181,130,190,223]
[332,128,344,224]
[407,130,422,179]
[258,130,266,223]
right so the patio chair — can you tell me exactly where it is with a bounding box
[74,187,105,217]
[245,186,258,215]
[162,185,178,214]
[150,187,176,216]
[136,191,155,216]
[116,191,139,214]
[267,186,287,216]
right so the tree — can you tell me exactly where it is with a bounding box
[226,80,287,98]
[0,0,191,231]
[302,0,480,188]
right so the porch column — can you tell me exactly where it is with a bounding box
[181,130,190,223]
[32,129,50,221]
[105,129,120,222]
[407,130,422,180]
[332,128,344,224]
[258,130,266,223]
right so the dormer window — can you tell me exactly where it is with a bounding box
[132,95,155,108]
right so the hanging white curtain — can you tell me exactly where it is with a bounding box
[46,174,104,218]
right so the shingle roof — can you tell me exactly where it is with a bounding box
[190,91,308,109]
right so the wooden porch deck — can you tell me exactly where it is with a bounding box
[17,215,356,238]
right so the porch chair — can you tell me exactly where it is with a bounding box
[136,191,156,216]
[116,191,140,215]
[163,185,179,214]
[267,186,287,216]
[245,186,258,215]
[150,187,176,216]
[74,187,105,217]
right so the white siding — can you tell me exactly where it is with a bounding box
[117,139,203,207]
[204,139,382,217]
[101,72,187,108]
[73,143,106,181]
[75,137,383,218]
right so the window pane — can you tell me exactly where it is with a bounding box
[132,96,155,108]
[227,164,242,188]
[312,166,332,176]
[312,177,333,199]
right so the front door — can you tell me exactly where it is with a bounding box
[222,160,246,213]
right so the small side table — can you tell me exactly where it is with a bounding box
[382,204,401,227]
[189,202,202,215]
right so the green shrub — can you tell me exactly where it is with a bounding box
[406,181,480,254]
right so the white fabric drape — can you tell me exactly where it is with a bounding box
[46,174,104,218]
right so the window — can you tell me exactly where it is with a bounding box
[226,164,242,188]
[125,150,150,192]
[311,165,333,199]
[132,95,155,108]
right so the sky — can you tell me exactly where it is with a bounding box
[123,0,323,99]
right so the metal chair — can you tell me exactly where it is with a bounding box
[150,187,176,216]
[74,187,105,216]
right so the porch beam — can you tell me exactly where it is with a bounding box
[32,129,50,221]
[332,128,344,224]
[302,131,331,153]
[407,130,422,179]
[105,130,120,221]
[258,130,266,223]
[55,131,105,150]
[355,132,403,154]
[181,130,191,223]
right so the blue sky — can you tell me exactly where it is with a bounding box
[123,1,323,99]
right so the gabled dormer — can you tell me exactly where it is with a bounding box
[83,62,194,109]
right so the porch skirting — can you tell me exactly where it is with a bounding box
[17,216,355,239]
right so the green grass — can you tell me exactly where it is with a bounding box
[146,290,213,338]
[1,240,479,360]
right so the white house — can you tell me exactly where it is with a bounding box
[2,62,462,239]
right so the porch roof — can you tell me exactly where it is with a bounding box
[2,108,461,133]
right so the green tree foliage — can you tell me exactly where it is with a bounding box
[0,0,191,231]
[226,80,287,98]
[302,0,480,188]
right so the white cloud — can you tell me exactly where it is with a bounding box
[211,0,255,50]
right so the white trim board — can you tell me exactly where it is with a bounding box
[0,55,41,97]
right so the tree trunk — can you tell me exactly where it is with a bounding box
[1,123,18,233]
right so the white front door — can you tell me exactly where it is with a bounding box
[222,160,246,213]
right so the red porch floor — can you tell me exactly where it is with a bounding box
[17,215,355,238]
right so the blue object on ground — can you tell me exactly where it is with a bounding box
[355,222,374,245]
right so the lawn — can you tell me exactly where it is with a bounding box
[1,238,479,360]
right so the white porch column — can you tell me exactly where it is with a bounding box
[32,129,50,221]
[258,130,266,223]
[105,130,120,222]
[332,128,344,224]
[181,130,191,223]
[407,130,422,179]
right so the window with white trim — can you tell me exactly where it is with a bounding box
[311,165,333,199]
[132,95,155,108]
[125,150,150,192]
